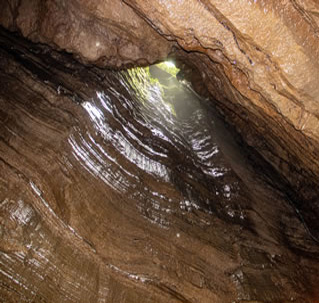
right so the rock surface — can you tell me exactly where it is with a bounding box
[123,0,319,234]
[1,0,318,231]
[1,27,319,303]
[1,1,319,302]
[0,0,172,67]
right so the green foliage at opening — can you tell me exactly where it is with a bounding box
[156,61,180,77]
[121,66,177,116]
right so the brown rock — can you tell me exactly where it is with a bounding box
[1,26,319,303]
[2,1,319,205]
[123,0,319,230]
[0,0,172,67]
[1,1,319,302]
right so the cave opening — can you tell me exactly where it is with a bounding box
[0,11,319,302]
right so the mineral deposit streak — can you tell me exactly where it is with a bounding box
[0,29,319,303]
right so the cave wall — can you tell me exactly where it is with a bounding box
[123,0,319,201]
[1,0,319,219]
[1,2,319,302]
[0,0,172,67]
[1,28,319,303]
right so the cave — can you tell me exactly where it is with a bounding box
[1,1,319,302]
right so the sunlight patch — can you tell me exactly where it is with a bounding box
[156,61,180,77]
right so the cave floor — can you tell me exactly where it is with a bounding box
[0,28,319,303]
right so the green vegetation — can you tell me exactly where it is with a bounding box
[121,66,177,116]
[156,61,180,77]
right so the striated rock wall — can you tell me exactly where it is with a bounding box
[1,28,319,303]
[122,0,319,231]
[1,0,318,211]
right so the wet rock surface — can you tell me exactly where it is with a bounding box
[123,0,319,236]
[1,0,319,237]
[1,28,319,303]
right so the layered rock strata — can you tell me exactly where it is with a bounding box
[1,28,319,302]
[1,1,318,230]
[123,0,319,235]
